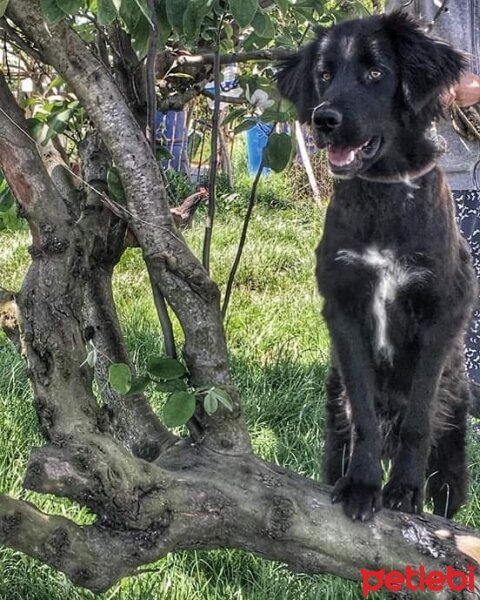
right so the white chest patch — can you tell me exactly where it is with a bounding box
[335,247,428,363]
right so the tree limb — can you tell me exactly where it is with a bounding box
[0,18,43,63]
[78,133,177,460]
[145,0,177,360]
[202,44,221,273]
[3,447,480,597]
[0,72,102,441]
[174,48,294,68]
[7,0,250,453]
[157,81,208,112]
[201,89,247,105]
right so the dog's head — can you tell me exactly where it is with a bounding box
[276,12,466,179]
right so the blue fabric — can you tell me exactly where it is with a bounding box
[246,121,272,175]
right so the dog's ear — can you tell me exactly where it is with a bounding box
[384,11,467,115]
[276,32,324,123]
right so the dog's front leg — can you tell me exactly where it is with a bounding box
[383,333,449,514]
[326,310,382,521]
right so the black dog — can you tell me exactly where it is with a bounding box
[277,12,477,521]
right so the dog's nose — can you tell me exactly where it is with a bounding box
[312,106,343,130]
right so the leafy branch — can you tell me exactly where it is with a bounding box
[108,357,233,428]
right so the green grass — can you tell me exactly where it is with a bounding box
[0,168,479,600]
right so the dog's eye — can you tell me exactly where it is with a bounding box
[368,69,383,80]
[320,71,332,82]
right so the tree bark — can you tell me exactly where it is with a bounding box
[2,446,480,598]
[78,133,176,460]
[7,0,250,453]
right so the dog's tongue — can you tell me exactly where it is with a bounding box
[327,147,355,167]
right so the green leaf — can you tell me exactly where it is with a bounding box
[263,132,293,173]
[156,379,188,393]
[59,0,84,14]
[48,76,66,91]
[183,0,213,41]
[42,108,74,145]
[97,0,117,24]
[133,0,153,27]
[118,0,141,31]
[109,363,132,395]
[155,145,173,161]
[233,117,257,135]
[130,12,151,57]
[26,118,48,143]
[252,10,274,40]
[211,387,234,411]
[0,0,10,18]
[156,0,171,47]
[40,0,65,22]
[261,108,290,123]
[107,166,126,205]
[166,0,188,34]
[148,357,187,380]
[222,108,247,126]
[163,391,195,427]
[243,31,268,52]
[127,375,151,395]
[229,0,258,28]
[203,390,218,416]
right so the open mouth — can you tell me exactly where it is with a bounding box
[326,137,382,172]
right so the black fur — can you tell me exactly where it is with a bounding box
[277,13,477,521]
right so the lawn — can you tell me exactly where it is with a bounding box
[0,167,479,600]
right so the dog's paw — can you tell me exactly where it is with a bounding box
[332,476,382,522]
[383,479,423,514]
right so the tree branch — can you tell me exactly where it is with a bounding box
[157,81,208,112]
[3,447,480,597]
[0,18,43,63]
[7,0,250,452]
[201,89,246,105]
[145,0,177,360]
[78,133,177,460]
[0,72,102,441]
[202,39,222,273]
[174,48,294,68]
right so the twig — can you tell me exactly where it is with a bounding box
[147,264,177,360]
[175,48,294,68]
[201,89,246,105]
[146,0,176,358]
[0,18,43,63]
[202,13,225,273]
[221,159,265,318]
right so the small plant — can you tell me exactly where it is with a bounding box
[107,357,233,428]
